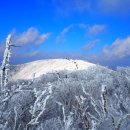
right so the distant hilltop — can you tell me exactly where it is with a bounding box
[9,59,96,81]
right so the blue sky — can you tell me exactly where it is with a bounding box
[0,0,130,67]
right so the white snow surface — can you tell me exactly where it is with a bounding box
[10,59,95,80]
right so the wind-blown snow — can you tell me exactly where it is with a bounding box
[10,59,95,80]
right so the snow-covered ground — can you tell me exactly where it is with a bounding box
[10,59,95,80]
[1,59,130,130]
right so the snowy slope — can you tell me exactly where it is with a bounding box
[9,59,95,80]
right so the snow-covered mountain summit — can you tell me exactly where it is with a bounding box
[10,59,95,80]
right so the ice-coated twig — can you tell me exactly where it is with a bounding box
[13,106,17,130]
[62,106,66,124]
[82,85,101,119]
[101,85,107,118]
[27,84,53,127]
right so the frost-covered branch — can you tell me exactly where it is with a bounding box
[27,83,53,128]
[101,85,107,118]
[81,85,107,129]
[75,95,90,130]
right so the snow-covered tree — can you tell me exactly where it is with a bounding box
[0,63,130,129]
[0,34,12,91]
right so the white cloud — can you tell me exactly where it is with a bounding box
[56,24,74,43]
[28,51,40,57]
[103,36,130,59]
[88,24,105,36]
[52,0,92,16]
[0,27,51,63]
[72,0,92,12]
[56,23,105,43]
[60,24,74,35]
[83,39,100,50]
[13,27,50,45]
[98,0,130,15]
[52,0,130,17]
